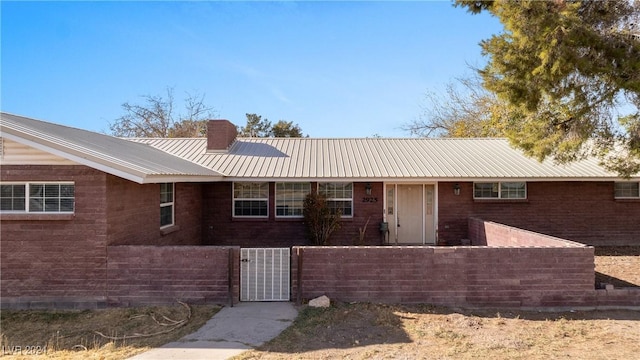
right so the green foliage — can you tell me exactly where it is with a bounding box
[272,120,305,137]
[456,0,640,177]
[238,113,306,137]
[238,113,273,137]
[302,192,341,246]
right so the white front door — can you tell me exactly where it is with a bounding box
[386,184,436,245]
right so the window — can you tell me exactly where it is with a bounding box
[1,184,26,211]
[233,182,268,217]
[474,182,526,199]
[160,183,174,228]
[276,182,310,217]
[319,182,353,217]
[0,183,74,213]
[615,182,640,198]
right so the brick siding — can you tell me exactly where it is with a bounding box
[202,182,384,247]
[0,165,109,308]
[1,166,206,308]
[438,181,640,246]
[106,176,203,246]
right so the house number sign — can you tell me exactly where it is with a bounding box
[362,197,378,203]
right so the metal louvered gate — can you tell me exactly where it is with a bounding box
[240,248,290,301]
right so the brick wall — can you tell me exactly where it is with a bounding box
[438,181,640,246]
[0,165,109,308]
[203,182,384,247]
[468,218,587,247]
[106,246,238,306]
[106,176,203,246]
[292,220,640,308]
[1,166,206,308]
[292,246,596,307]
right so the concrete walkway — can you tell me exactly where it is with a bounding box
[128,302,298,360]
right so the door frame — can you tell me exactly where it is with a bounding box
[383,182,438,245]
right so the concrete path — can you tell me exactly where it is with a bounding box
[128,302,298,360]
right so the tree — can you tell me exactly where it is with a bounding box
[271,120,304,137]
[303,192,341,246]
[237,113,272,137]
[110,87,216,138]
[456,0,640,177]
[238,113,306,137]
[404,75,509,138]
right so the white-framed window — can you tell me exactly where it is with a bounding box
[233,182,268,217]
[160,183,174,228]
[474,182,526,199]
[318,182,353,217]
[0,182,75,213]
[276,182,311,217]
[614,182,640,198]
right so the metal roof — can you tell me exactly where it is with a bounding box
[132,137,628,181]
[0,113,222,184]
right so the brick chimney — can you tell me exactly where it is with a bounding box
[206,120,238,152]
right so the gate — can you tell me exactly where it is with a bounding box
[240,248,290,301]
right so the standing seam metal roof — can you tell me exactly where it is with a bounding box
[130,137,625,180]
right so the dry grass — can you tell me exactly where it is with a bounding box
[238,302,640,360]
[0,303,219,359]
[0,246,638,359]
[237,246,640,359]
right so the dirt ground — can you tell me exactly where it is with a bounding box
[238,246,640,360]
[594,246,640,287]
[239,302,640,360]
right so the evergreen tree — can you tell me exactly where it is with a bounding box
[457,0,640,176]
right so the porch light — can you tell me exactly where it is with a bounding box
[454,183,461,196]
[365,183,372,195]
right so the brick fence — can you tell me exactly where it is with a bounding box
[468,217,588,247]
[106,246,239,306]
[3,220,639,309]
[292,219,640,308]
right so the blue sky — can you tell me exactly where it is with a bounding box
[2,1,502,138]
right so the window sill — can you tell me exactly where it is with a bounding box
[275,217,305,222]
[614,198,640,202]
[160,225,180,236]
[232,217,269,222]
[473,199,529,203]
[0,213,75,221]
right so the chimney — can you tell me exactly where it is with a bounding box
[206,120,237,152]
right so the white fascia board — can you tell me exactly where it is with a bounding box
[140,175,224,184]
[221,176,631,183]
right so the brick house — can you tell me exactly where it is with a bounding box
[1,112,639,308]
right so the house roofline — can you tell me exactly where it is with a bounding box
[221,176,637,183]
[1,131,223,184]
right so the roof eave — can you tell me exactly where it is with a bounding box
[1,130,221,184]
[221,176,633,182]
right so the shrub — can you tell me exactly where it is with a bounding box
[303,192,341,245]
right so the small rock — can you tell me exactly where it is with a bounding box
[309,295,330,308]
